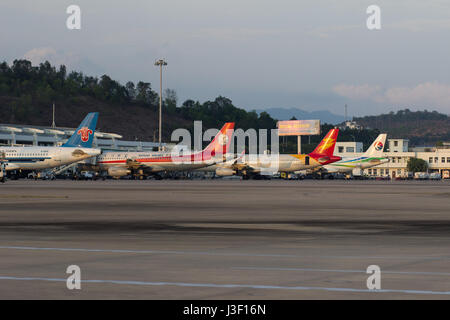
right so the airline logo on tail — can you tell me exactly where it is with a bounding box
[77,127,93,142]
[310,128,339,156]
[203,122,235,157]
[374,141,383,151]
[218,134,229,146]
[316,137,337,154]
[365,134,387,157]
[62,112,99,148]
[308,128,341,165]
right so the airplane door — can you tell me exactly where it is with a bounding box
[305,156,310,165]
[53,149,62,164]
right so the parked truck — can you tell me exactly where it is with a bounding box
[442,170,450,179]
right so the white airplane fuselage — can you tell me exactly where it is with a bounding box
[96,122,236,177]
[0,146,101,171]
[324,156,390,173]
[96,151,221,173]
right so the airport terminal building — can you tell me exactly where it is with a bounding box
[0,123,170,151]
[335,139,450,178]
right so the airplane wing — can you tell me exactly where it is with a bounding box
[125,158,168,173]
[229,160,260,173]
[204,151,244,168]
[233,164,259,174]
[126,158,145,170]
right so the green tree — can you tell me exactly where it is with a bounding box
[136,81,157,106]
[164,88,177,113]
[125,81,136,100]
[407,157,428,173]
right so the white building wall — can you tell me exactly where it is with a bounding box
[388,139,409,152]
[334,138,449,178]
[335,142,363,154]
[0,125,172,151]
[360,150,450,178]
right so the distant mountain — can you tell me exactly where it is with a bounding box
[254,107,346,124]
[353,109,450,146]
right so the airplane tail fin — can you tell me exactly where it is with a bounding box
[308,128,341,164]
[364,134,387,157]
[202,122,235,157]
[62,112,99,148]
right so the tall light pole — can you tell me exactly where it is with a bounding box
[154,59,167,151]
[51,102,56,128]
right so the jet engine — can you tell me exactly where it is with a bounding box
[107,167,131,177]
[215,167,236,176]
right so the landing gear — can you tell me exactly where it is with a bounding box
[0,162,6,183]
[0,151,5,183]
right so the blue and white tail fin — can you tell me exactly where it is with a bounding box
[364,134,387,157]
[62,112,99,148]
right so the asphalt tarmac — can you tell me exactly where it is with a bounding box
[0,179,449,299]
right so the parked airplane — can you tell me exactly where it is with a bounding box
[96,122,235,178]
[0,112,100,182]
[210,128,341,178]
[322,133,389,175]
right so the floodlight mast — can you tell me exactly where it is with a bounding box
[154,59,168,151]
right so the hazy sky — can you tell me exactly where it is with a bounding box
[1,0,450,116]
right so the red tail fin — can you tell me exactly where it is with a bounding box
[202,122,235,157]
[308,128,341,164]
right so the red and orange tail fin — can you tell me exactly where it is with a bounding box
[308,128,341,164]
[202,122,235,157]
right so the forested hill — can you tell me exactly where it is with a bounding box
[353,110,450,145]
[1,60,447,148]
[0,59,277,141]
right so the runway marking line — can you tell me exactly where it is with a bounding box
[0,276,449,296]
[1,246,450,261]
[232,266,450,277]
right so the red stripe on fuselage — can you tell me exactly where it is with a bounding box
[97,152,215,164]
